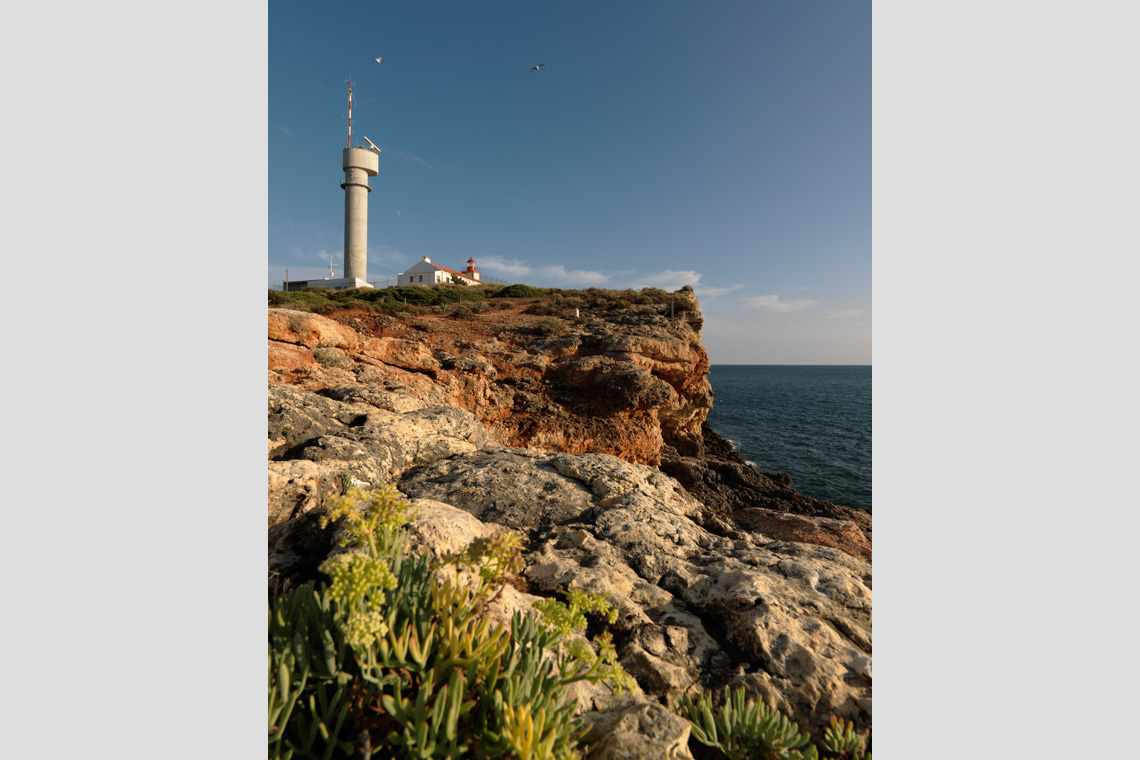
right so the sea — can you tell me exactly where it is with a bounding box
[705,365,871,512]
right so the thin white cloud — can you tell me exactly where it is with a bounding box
[478,256,533,277]
[697,284,744,298]
[536,265,609,286]
[391,150,433,168]
[640,270,702,290]
[745,295,818,312]
[442,254,613,287]
[275,124,292,136]
[368,245,414,270]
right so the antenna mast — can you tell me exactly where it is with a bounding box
[345,78,355,148]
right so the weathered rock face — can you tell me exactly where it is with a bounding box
[266,298,711,467]
[268,309,359,350]
[266,382,490,531]
[398,448,871,739]
[662,424,872,555]
[266,292,871,749]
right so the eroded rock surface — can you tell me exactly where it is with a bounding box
[267,382,490,530]
[266,298,711,467]
[398,448,871,738]
[266,292,872,749]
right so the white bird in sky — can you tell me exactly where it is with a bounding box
[530,63,544,72]
[373,56,383,63]
[363,136,382,154]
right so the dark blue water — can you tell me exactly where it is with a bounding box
[705,366,871,512]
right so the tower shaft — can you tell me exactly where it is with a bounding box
[342,147,379,283]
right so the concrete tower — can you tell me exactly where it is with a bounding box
[341,79,379,286]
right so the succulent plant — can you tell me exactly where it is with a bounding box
[677,686,871,760]
[819,715,869,759]
[269,486,633,759]
[678,686,817,760]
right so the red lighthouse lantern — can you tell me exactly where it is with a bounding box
[466,257,480,281]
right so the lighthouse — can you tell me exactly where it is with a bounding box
[465,257,481,282]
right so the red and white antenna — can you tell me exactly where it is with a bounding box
[345,78,355,148]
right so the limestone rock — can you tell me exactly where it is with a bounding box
[268,383,369,460]
[360,337,440,376]
[582,696,694,760]
[266,293,872,747]
[276,291,714,466]
[662,424,871,549]
[268,309,360,349]
[404,498,495,559]
[400,448,597,530]
[268,340,318,373]
[267,459,343,527]
[398,446,872,739]
[268,510,338,597]
[730,507,872,563]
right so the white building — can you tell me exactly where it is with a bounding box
[283,276,372,291]
[398,256,482,286]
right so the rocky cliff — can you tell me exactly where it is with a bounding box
[267,291,871,754]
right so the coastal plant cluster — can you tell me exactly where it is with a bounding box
[677,689,870,760]
[269,486,635,759]
[268,484,870,760]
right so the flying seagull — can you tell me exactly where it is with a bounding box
[530,64,544,72]
[363,136,382,154]
[373,56,383,63]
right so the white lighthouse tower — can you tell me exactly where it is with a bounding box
[341,78,378,287]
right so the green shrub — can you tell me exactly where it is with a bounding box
[269,486,635,759]
[312,347,350,369]
[534,317,566,335]
[278,290,339,309]
[384,285,487,306]
[491,284,545,299]
[522,302,563,316]
[340,288,387,303]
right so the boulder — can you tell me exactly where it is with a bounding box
[268,309,359,349]
[268,340,318,373]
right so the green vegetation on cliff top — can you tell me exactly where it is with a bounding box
[267,283,698,317]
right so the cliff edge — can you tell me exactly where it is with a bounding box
[267,288,871,750]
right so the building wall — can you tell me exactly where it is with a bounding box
[397,267,479,286]
[284,277,372,291]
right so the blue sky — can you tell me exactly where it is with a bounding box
[270,1,870,364]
